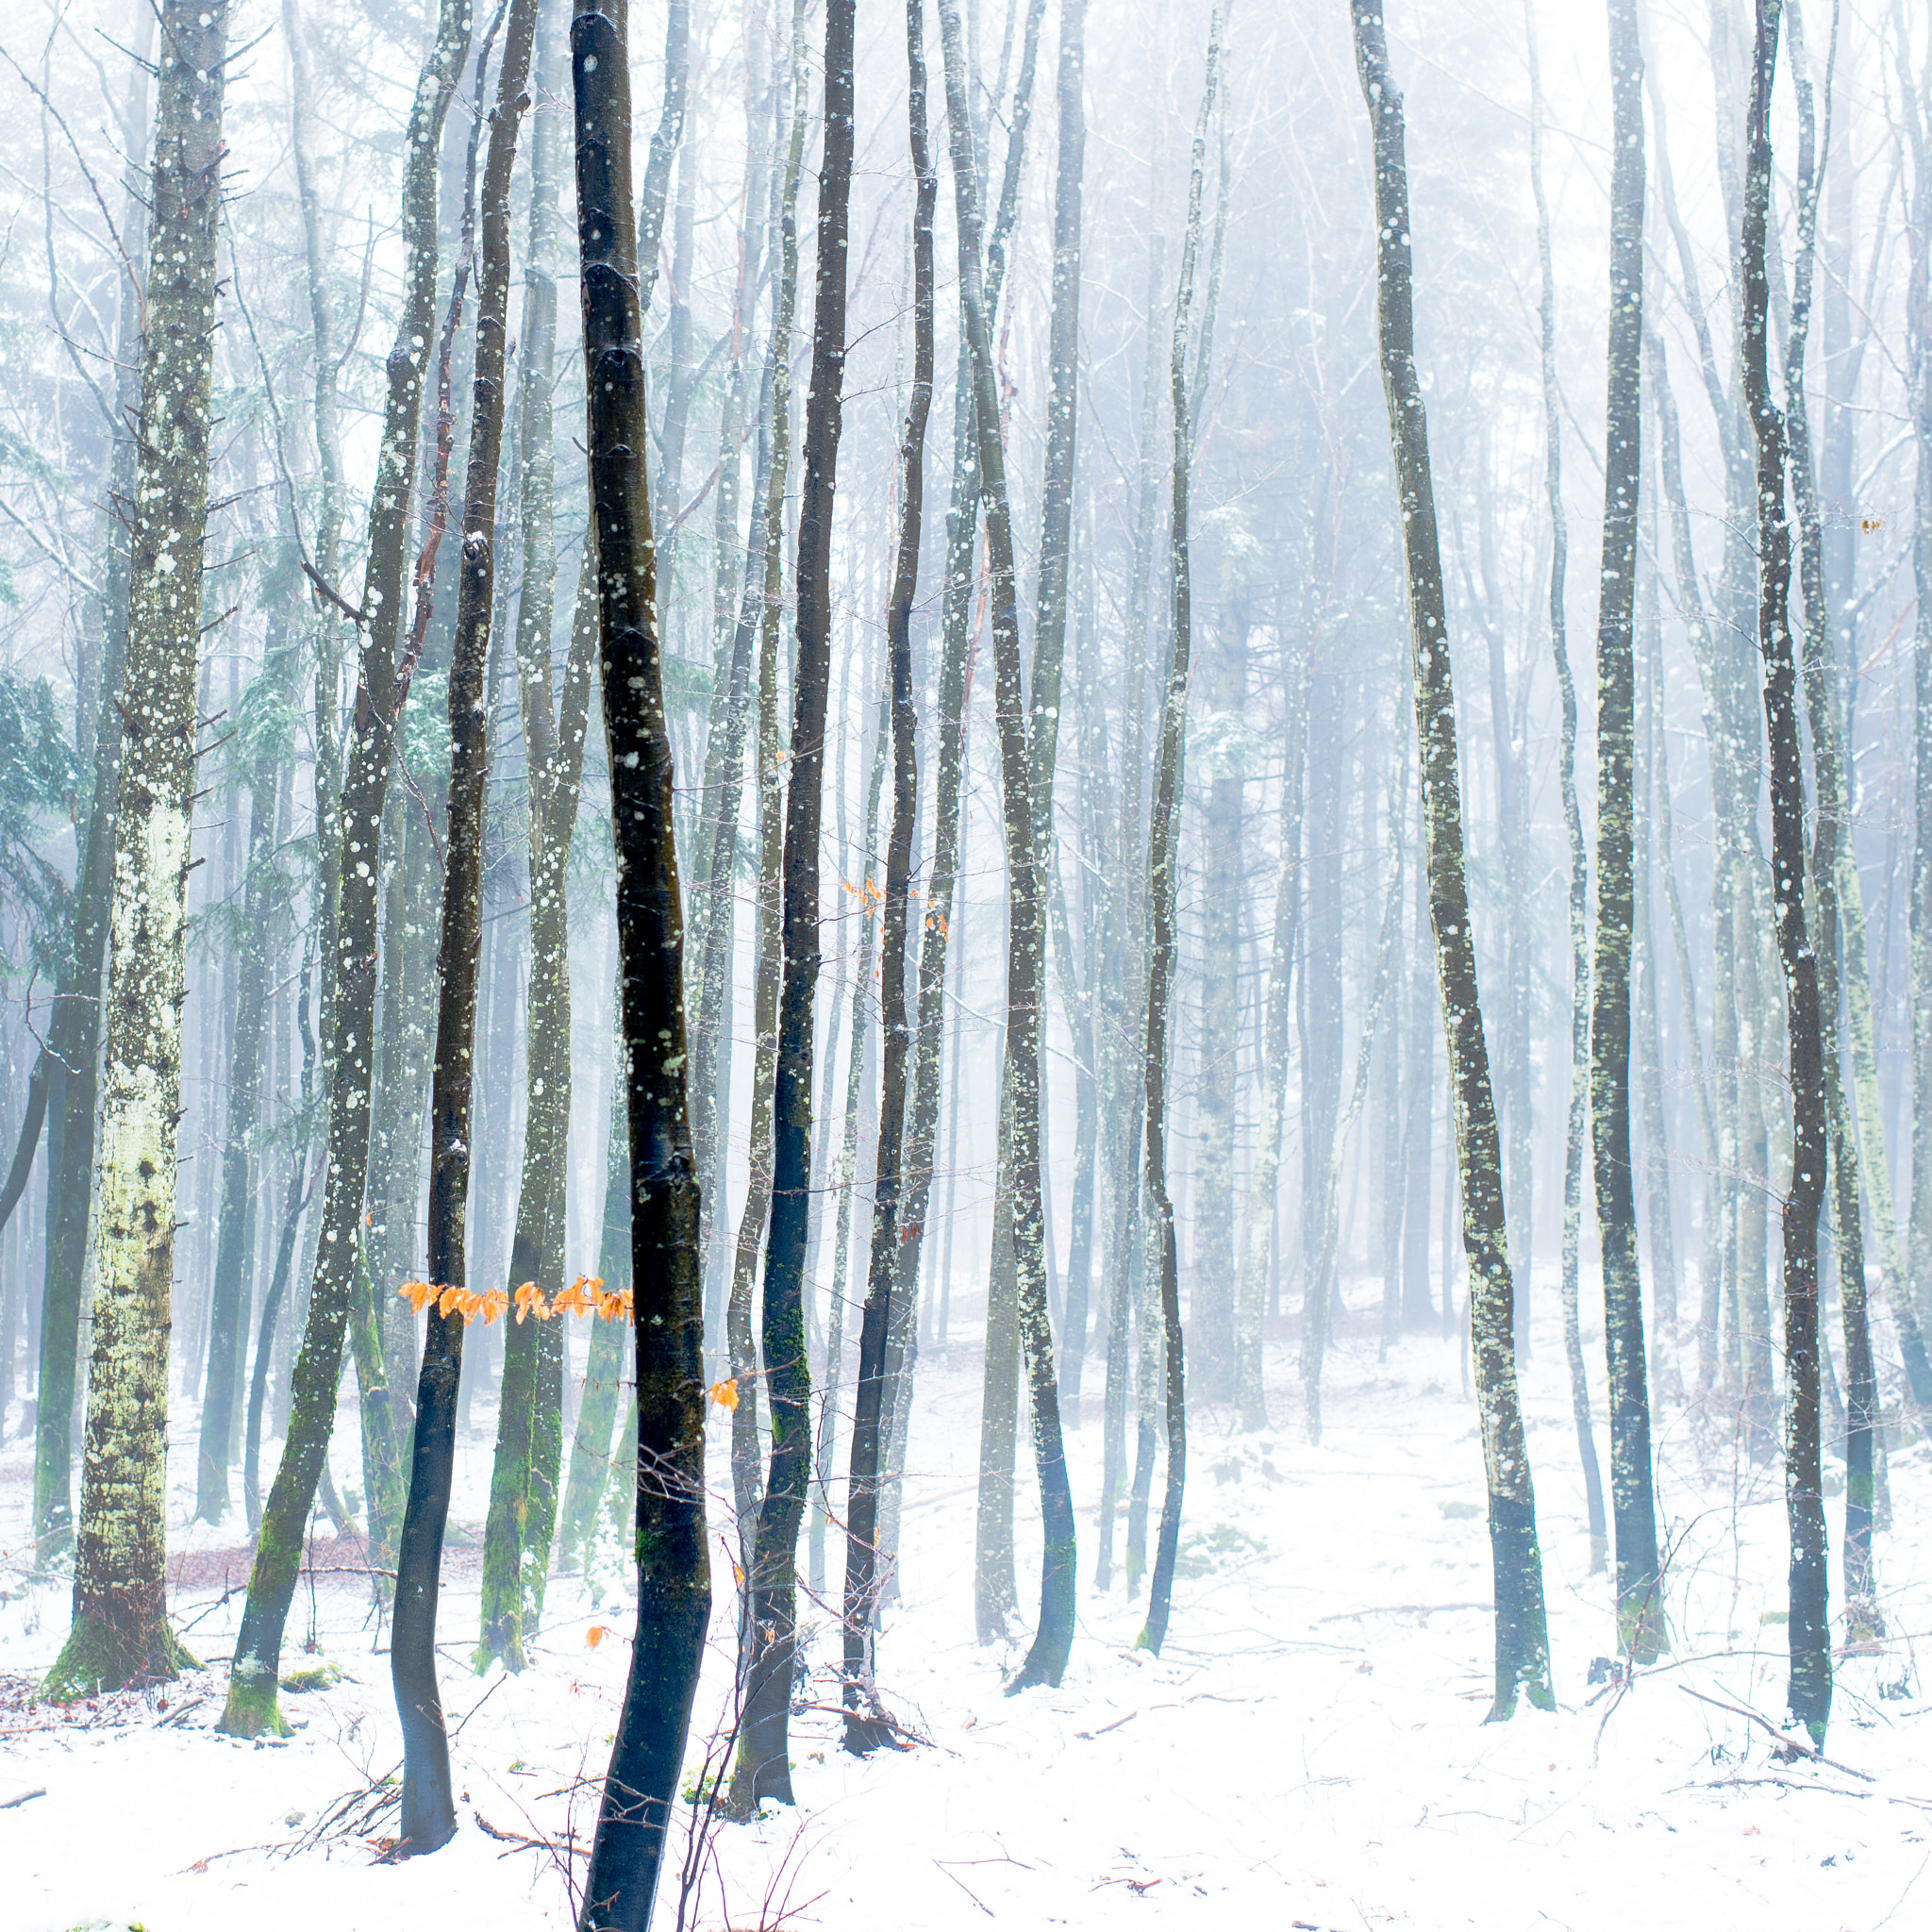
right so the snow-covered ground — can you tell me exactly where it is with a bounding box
[4,1284,1929,1931]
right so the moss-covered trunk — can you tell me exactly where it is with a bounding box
[42,0,229,1704]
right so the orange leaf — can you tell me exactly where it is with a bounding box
[476,1287,508,1325]
[437,1284,466,1320]
[552,1276,597,1319]
[709,1378,740,1411]
[594,1284,633,1322]
[400,1280,437,1314]
[513,1281,551,1324]
[585,1624,615,1651]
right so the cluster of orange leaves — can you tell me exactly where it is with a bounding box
[398,1274,632,1324]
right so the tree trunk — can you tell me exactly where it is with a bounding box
[1350,0,1554,1722]
[1235,647,1307,1430]
[478,0,591,1672]
[246,933,319,1530]
[1589,0,1664,1661]
[1780,0,1876,1635]
[558,1068,633,1574]
[218,0,475,1742]
[571,1,710,1911]
[841,0,936,1745]
[1524,0,1608,1576]
[1740,0,1830,1745]
[1303,768,1407,1443]
[937,0,1077,1696]
[1033,0,1090,1414]
[40,0,229,1703]
[728,0,856,1814]
[391,0,538,1850]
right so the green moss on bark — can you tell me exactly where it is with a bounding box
[42,1612,196,1703]
[216,1660,292,1739]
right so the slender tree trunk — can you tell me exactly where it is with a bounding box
[219,0,475,1741]
[728,0,856,1813]
[40,0,228,1703]
[1350,0,1554,1722]
[807,692,886,1595]
[1740,0,1830,1745]
[1525,0,1607,1574]
[558,1067,633,1574]
[725,510,788,1554]
[1302,768,1407,1442]
[1036,0,1090,1410]
[192,740,276,1522]
[391,0,538,1850]
[1235,652,1307,1431]
[1590,0,1664,1661]
[938,0,1077,1695]
[1906,6,1932,1402]
[1780,0,1875,1635]
[246,935,318,1529]
[1634,573,1681,1404]
[690,37,782,1317]
[478,0,591,1671]
[841,0,936,1747]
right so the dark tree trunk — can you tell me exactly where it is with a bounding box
[1783,0,1878,1635]
[1740,0,1830,1745]
[729,0,856,1814]
[1350,0,1554,1722]
[841,0,936,1752]
[391,0,538,1850]
[571,0,710,1915]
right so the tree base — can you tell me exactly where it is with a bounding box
[42,1610,197,1703]
[216,1665,293,1739]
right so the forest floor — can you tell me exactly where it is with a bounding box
[2,1277,1930,1931]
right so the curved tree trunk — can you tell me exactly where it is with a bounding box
[391,0,538,1850]
[1740,0,1830,1745]
[1349,0,1554,1722]
[219,0,475,1742]
[938,0,1077,1696]
[728,0,857,1815]
[841,0,937,1749]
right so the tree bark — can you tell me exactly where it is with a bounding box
[1741,0,1830,1745]
[1350,0,1554,1722]
[1590,0,1664,1661]
[1235,649,1307,1431]
[218,0,476,1741]
[41,0,228,1703]
[841,0,936,1749]
[571,0,709,1908]
[391,0,538,1850]
[477,0,591,1672]
[1525,0,1607,1574]
[728,0,856,1814]
[937,0,1077,1695]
